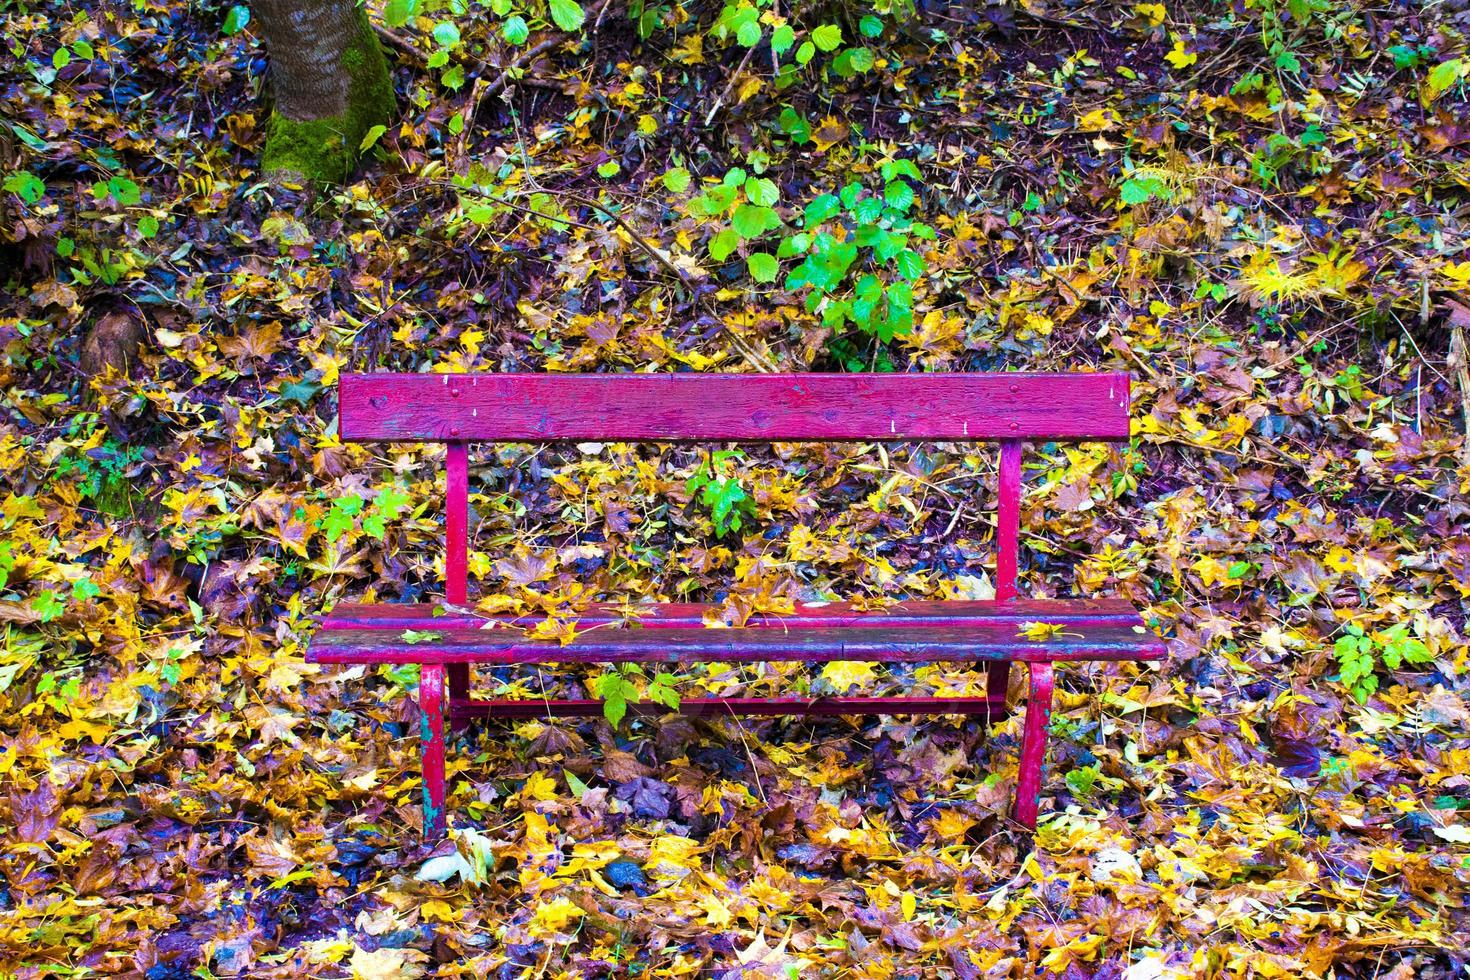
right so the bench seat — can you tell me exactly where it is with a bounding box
[310,616,1164,665]
[318,597,1148,633]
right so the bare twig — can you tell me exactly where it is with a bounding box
[704,43,758,127]
[375,25,428,66]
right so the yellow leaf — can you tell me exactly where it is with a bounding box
[812,115,850,152]
[519,770,560,802]
[1164,39,1197,69]
[420,899,460,922]
[670,33,704,64]
[931,809,977,841]
[525,616,581,645]
[529,896,585,936]
[1134,2,1166,25]
[701,891,733,927]
[900,890,916,921]
[1439,260,1470,286]
[1077,108,1120,132]
[1017,621,1078,641]
[820,660,876,691]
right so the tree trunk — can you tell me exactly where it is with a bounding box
[252,0,394,183]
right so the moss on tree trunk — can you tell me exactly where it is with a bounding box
[254,0,394,183]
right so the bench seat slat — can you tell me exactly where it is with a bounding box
[308,623,1166,665]
[448,696,1009,719]
[319,598,1147,632]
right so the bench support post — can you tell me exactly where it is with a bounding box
[420,665,447,839]
[1013,662,1053,830]
[445,443,471,728]
[987,439,1024,716]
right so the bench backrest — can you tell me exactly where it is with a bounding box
[338,372,1132,605]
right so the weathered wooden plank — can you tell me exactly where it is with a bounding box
[319,597,1146,631]
[338,372,1132,443]
[308,623,1166,665]
[447,696,1009,719]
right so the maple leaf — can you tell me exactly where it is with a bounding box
[819,660,876,692]
[1017,621,1082,641]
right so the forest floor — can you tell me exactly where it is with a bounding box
[2,0,1470,976]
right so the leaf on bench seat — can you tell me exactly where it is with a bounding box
[524,616,582,645]
[400,629,443,644]
[1017,621,1084,641]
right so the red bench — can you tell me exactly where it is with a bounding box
[310,372,1165,838]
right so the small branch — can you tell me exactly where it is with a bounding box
[482,35,566,103]
[375,25,428,66]
[560,191,693,286]
[705,43,758,127]
[1448,309,1470,470]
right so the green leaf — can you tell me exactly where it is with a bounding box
[72,40,94,60]
[747,251,778,282]
[108,176,141,205]
[549,0,586,32]
[71,578,100,601]
[359,124,388,152]
[31,589,65,623]
[503,15,530,44]
[736,18,762,46]
[4,172,45,204]
[852,195,882,224]
[597,160,621,178]
[448,112,464,134]
[1120,176,1168,205]
[384,0,416,28]
[744,176,779,207]
[400,629,443,644]
[771,24,795,55]
[811,24,842,52]
[860,15,883,37]
[883,180,914,212]
[375,485,412,515]
[432,21,461,46]
[795,40,815,65]
[595,671,634,727]
[441,63,465,89]
[52,48,70,70]
[663,166,692,192]
[222,5,250,35]
[731,202,772,239]
[895,248,924,281]
[1427,58,1464,101]
[137,214,160,238]
[709,227,740,262]
[845,47,875,73]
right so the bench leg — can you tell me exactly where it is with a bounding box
[447,664,470,731]
[1013,662,1054,830]
[986,660,1012,717]
[420,665,447,840]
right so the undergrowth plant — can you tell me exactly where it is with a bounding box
[782,158,932,344]
[686,449,757,537]
[1334,622,1434,703]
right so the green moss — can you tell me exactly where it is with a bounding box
[261,6,394,183]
